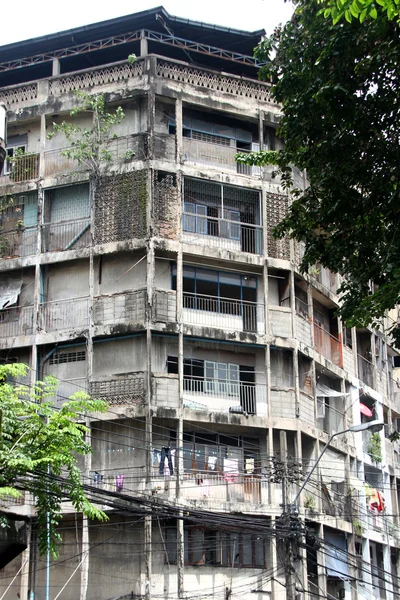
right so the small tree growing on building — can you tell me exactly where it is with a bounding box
[48,91,127,181]
[0,363,108,557]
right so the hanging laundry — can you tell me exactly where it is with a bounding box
[208,456,217,471]
[93,471,104,484]
[159,447,174,476]
[116,474,125,492]
[368,488,385,513]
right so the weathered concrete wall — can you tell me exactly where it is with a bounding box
[93,337,147,377]
[44,259,89,300]
[94,251,147,296]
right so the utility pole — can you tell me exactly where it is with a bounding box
[280,431,298,600]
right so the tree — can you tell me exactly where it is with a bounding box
[0,363,108,557]
[237,0,400,345]
[48,91,127,181]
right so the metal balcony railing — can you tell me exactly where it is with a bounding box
[183,139,260,176]
[357,354,374,387]
[42,219,90,252]
[183,292,264,334]
[0,154,39,184]
[0,227,37,258]
[182,213,263,255]
[182,377,266,416]
[313,323,343,367]
[0,305,34,338]
[40,297,89,332]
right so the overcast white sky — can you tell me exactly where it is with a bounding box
[2,0,294,46]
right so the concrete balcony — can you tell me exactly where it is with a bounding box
[183,138,258,176]
[182,216,263,255]
[0,226,37,259]
[269,306,292,338]
[90,372,146,406]
[94,290,146,331]
[152,374,267,417]
[53,377,88,407]
[357,354,374,388]
[43,135,146,178]
[314,323,343,367]
[0,305,34,338]
[178,472,264,504]
[153,289,177,323]
[0,153,39,186]
[40,297,89,333]
[152,374,179,410]
[42,219,90,253]
[183,292,265,335]
[182,378,267,416]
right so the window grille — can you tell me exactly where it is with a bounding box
[50,350,86,365]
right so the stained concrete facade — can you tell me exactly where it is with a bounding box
[0,7,400,600]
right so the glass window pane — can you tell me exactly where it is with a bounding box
[254,537,265,567]
[183,266,196,279]
[221,533,230,566]
[184,529,189,563]
[196,268,218,282]
[191,529,204,564]
[217,363,227,381]
[243,534,253,565]
[166,527,177,563]
[219,272,241,286]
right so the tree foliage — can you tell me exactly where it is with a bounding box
[317,0,400,23]
[48,91,126,179]
[238,0,400,344]
[0,363,108,557]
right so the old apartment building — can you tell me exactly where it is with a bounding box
[1,7,400,600]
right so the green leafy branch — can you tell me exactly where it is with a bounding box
[317,0,400,23]
[0,363,109,557]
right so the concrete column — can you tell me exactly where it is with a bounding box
[52,58,61,76]
[80,422,92,600]
[361,538,373,598]
[39,113,46,178]
[176,168,184,596]
[80,516,90,600]
[140,31,148,56]
[147,70,156,160]
[383,539,393,600]
[144,515,152,600]
[175,97,183,164]
[269,517,279,599]
[19,523,31,600]
[317,524,327,599]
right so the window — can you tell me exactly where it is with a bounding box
[165,525,267,568]
[343,327,353,349]
[182,179,262,253]
[167,356,254,401]
[50,350,86,365]
[171,265,257,322]
[205,361,239,396]
[180,432,259,475]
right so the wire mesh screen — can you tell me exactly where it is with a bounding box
[153,171,178,240]
[266,192,290,260]
[94,171,147,244]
